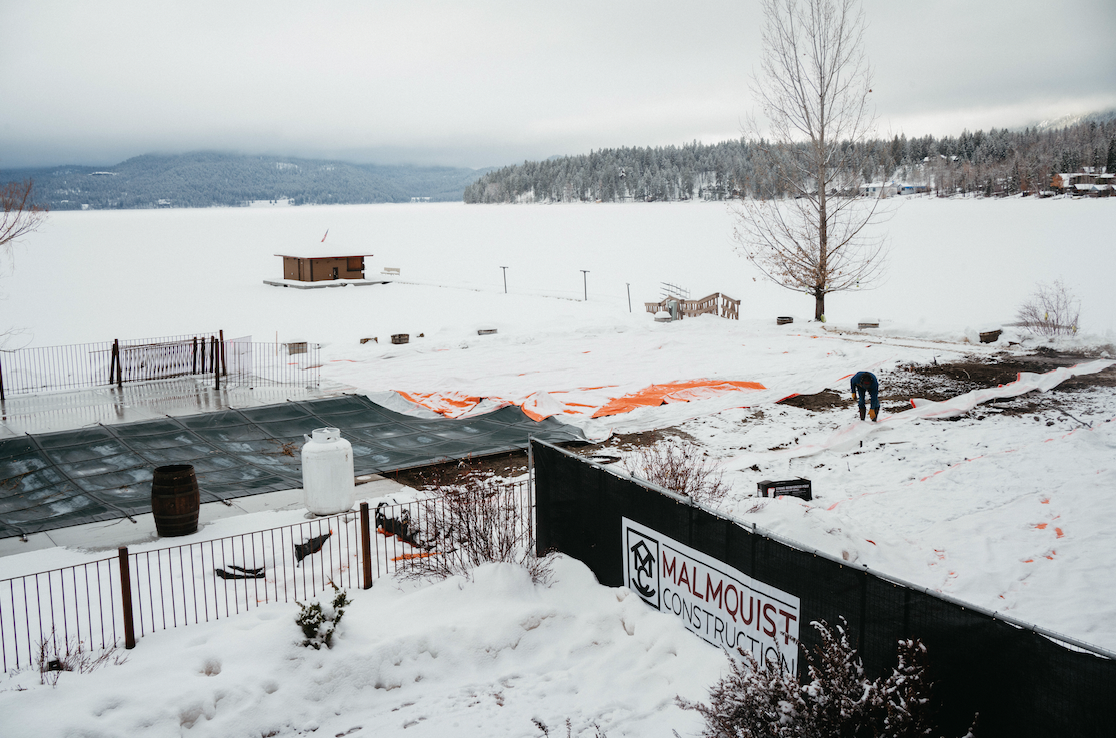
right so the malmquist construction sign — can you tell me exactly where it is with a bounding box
[623,517,801,674]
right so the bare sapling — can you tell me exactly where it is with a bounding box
[398,479,552,584]
[1016,279,1080,337]
[33,629,128,687]
[623,441,729,505]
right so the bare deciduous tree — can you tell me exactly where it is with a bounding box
[2,179,47,253]
[733,0,889,321]
[1016,279,1080,337]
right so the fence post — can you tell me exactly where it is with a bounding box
[219,329,227,378]
[111,339,123,388]
[212,337,220,391]
[0,353,5,402]
[117,546,136,649]
[360,502,373,589]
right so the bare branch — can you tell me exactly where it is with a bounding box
[1,179,48,252]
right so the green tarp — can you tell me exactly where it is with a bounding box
[0,395,584,539]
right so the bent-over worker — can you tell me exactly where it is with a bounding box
[850,371,880,422]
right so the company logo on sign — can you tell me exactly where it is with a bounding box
[622,517,801,673]
[626,527,660,607]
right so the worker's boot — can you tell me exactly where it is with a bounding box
[869,408,878,422]
[859,406,866,421]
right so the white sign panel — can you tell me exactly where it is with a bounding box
[623,517,800,673]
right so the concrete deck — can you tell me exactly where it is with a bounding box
[0,376,353,438]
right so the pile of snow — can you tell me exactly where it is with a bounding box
[1,557,722,738]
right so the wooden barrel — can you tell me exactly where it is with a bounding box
[151,464,200,537]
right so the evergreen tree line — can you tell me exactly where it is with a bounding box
[464,116,1116,203]
[1,152,491,211]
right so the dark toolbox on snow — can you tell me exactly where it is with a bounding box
[758,478,812,501]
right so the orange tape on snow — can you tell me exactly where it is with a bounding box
[590,380,766,419]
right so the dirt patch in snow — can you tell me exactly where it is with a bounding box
[777,350,1116,413]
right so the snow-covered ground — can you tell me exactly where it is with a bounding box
[1,197,1114,736]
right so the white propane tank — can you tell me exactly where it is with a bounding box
[301,427,355,515]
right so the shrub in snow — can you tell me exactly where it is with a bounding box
[1016,280,1080,337]
[405,478,553,584]
[533,717,607,737]
[678,618,977,738]
[32,629,127,687]
[295,581,351,650]
[623,441,729,505]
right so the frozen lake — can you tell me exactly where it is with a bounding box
[3,197,1114,349]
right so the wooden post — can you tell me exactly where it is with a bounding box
[111,339,123,388]
[219,330,226,378]
[0,353,5,402]
[212,336,220,391]
[360,502,374,589]
[118,546,136,649]
[192,336,198,375]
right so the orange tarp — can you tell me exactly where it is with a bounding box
[397,390,482,417]
[397,379,766,421]
[590,380,766,418]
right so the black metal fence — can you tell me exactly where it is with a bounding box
[0,485,532,674]
[530,438,1116,738]
[0,332,320,400]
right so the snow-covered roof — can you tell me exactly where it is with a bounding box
[275,248,374,259]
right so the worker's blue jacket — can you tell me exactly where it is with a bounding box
[850,371,880,410]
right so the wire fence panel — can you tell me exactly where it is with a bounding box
[128,513,359,638]
[224,342,321,389]
[0,557,121,674]
[0,483,534,673]
[0,333,319,398]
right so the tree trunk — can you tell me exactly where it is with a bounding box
[815,291,826,321]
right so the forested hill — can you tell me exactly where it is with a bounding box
[1,152,491,210]
[464,115,1116,203]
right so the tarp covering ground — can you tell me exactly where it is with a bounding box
[398,379,769,421]
[0,394,585,539]
[718,359,1115,469]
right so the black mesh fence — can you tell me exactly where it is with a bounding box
[531,439,1116,738]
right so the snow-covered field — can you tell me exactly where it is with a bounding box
[1,197,1114,737]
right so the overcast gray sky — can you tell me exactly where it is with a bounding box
[2,0,1114,170]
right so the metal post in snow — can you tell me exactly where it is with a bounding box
[500,266,508,294]
[581,270,589,301]
[359,502,373,589]
[118,546,136,649]
[626,283,631,312]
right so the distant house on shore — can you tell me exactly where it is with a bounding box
[859,181,929,197]
[1050,171,1114,196]
[276,249,374,282]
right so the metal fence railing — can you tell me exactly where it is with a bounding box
[0,332,320,400]
[0,483,532,674]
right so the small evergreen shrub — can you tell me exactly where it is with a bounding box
[295,581,351,650]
